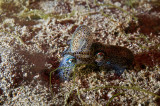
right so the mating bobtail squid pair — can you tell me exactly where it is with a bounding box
[57,25,134,81]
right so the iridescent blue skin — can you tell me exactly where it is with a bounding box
[58,54,76,81]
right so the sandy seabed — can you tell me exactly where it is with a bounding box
[0,0,160,105]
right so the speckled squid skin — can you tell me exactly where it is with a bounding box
[69,25,94,63]
[71,25,93,53]
[91,42,134,75]
[58,25,94,81]
[58,25,134,81]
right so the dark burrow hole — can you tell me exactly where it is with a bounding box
[134,50,160,70]
[140,64,146,69]
[0,88,3,95]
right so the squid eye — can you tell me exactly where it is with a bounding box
[96,52,105,59]
[67,58,76,64]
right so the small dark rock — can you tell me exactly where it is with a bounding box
[0,88,3,95]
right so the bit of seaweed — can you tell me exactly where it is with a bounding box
[95,1,138,21]
[82,85,160,98]
[0,0,159,105]
[50,65,160,105]
[106,93,124,106]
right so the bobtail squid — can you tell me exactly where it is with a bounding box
[57,25,134,81]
